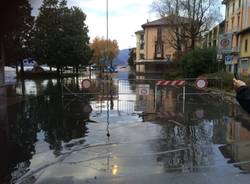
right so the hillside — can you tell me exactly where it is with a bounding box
[113,49,130,66]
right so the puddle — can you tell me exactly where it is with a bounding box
[1,71,250,183]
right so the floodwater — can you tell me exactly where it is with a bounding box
[1,69,250,184]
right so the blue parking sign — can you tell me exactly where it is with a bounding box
[225,55,233,65]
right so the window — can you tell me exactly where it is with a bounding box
[237,15,240,27]
[227,7,229,17]
[233,2,235,13]
[232,17,234,29]
[245,39,248,52]
[239,0,241,8]
[236,36,239,47]
[157,27,162,42]
[155,43,163,59]
[241,60,249,70]
[140,34,144,41]
[213,40,216,47]
[140,42,144,50]
[139,54,144,59]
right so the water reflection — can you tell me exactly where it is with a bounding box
[0,79,92,183]
[147,88,250,173]
[2,74,250,183]
[114,76,250,175]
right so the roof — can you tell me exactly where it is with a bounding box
[219,20,225,27]
[141,15,190,28]
[222,0,232,4]
[135,30,144,35]
[237,26,250,35]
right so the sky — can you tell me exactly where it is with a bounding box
[29,0,225,50]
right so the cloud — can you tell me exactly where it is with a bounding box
[29,0,156,49]
[78,0,157,49]
[29,0,225,49]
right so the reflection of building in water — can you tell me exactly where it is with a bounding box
[220,141,250,172]
[225,117,250,143]
[0,81,91,183]
[135,87,178,114]
[15,79,58,96]
[135,88,155,113]
[157,88,177,113]
[0,86,8,183]
[152,121,215,172]
[220,113,250,172]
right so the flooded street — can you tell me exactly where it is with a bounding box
[1,69,250,184]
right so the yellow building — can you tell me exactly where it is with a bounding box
[223,0,250,76]
[238,28,250,76]
[135,16,189,75]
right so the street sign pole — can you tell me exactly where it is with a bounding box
[154,84,157,113]
[182,86,186,113]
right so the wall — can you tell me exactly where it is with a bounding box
[144,26,177,60]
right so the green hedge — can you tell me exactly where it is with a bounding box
[204,72,250,92]
[181,48,218,78]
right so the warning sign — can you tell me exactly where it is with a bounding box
[81,79,92,89]
[195,78,208,90]
[218,33,232,53]
[138,84,150,96]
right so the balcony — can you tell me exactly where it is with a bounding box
[232,46,240,53]
[231,27,240,33]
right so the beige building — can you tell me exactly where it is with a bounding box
[135,16,188,75]
[203,21,225,48]
[135,30,145,61]
[223,0,250,76]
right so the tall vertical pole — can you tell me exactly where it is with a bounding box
[154,84,157,113]
[106,0,110,68]
[182,86,186,113]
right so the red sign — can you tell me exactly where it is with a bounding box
[195,78,208,89]
[156,80,186,86]
[81,79,92,89]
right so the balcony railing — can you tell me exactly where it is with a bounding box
[231,27,240,33]
[232,46,240,53]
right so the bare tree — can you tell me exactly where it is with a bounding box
[152,0,222,50]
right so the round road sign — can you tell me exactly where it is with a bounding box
[81,79,92,89]
[195,109,204,119]
[195,78,208,89]
[140,88,148,95]
[138,84,150,96]
[220,39,230,48]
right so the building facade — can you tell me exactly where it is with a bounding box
[203,21,225,48]
[135,16,188,76]
[223,0,250,76]
[135,30,145,74]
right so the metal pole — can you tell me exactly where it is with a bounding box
[182,86,186,113]
[106,0,110,68]
[117,80,120,114]
[154,84,157,113]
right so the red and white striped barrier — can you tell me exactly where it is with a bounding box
[156,80,186,86]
